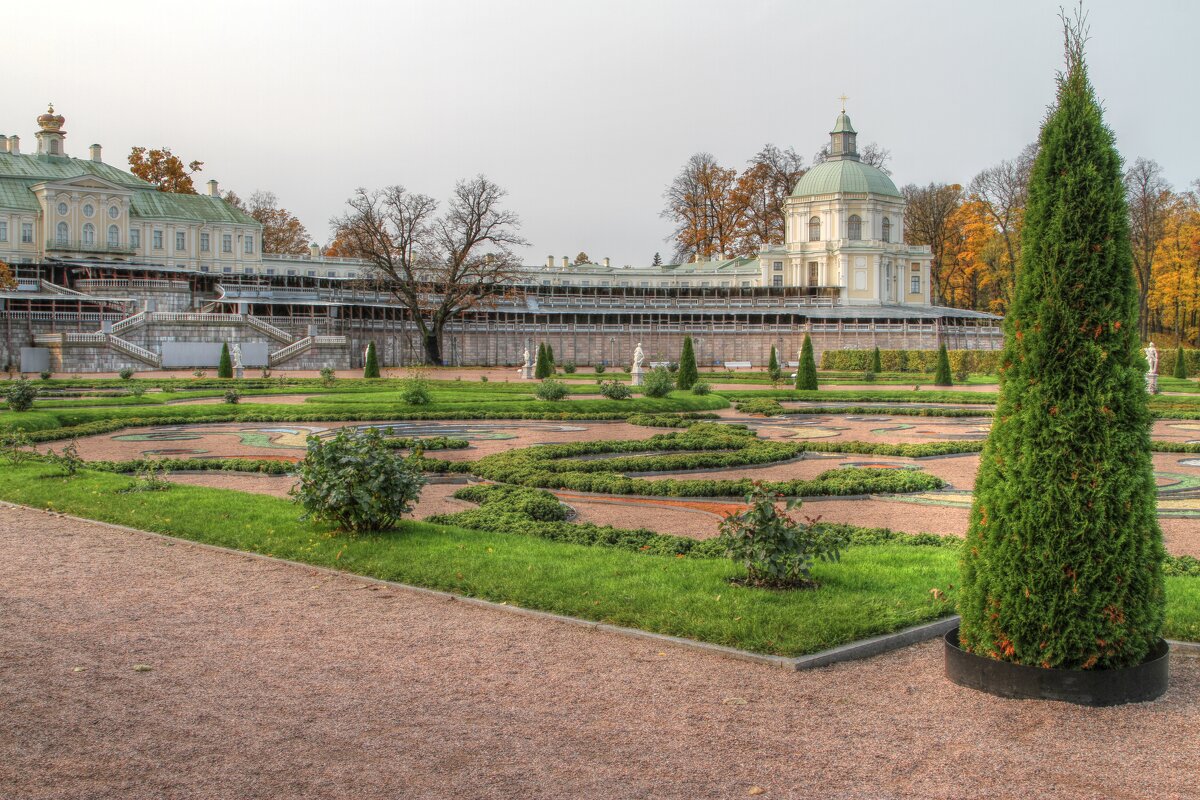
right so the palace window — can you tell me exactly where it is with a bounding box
[50,140,59,155]
[244,235,254,254]
[327,271,337,278]
[307,270,316,277]
[773,261,783,271]
[0,221,7,242]
[200,265,209,273]
[82,223,95,246]
[287,269,297,276]
[107,225,119,247]
[809,216,821,241]
[130,228,140,248]
[882,217,891,243]
[108,205,120,220]
[200,233,210,252]
[223,267,232,274]
[848,215,862,240]
[265,268,275,276]
[222,234,233,253]
[57,202,69,216]
[83,203,94,218]
[56,221,68,245]
[772,275,783,287]
[22,223,33,243]
[153,230,163,249]
[808,262,819,285]
[176,231,186,251]
[911,275,921,294]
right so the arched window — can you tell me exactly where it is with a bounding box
[50,140,59,155]
[848,214,862,240]
[809,216,821,241]
[55,221,68,245]
[882,217,891,243]
[82,223,95,246]
[107,225,119,247]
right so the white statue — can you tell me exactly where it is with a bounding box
[523,343,532,369]
[231,343,243,370]
[519,340,533,379]
[1144,342,1158,375]
[633,342,645,371]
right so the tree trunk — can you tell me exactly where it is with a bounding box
[422,331,442,365]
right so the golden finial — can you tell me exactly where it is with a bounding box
[838,94,849,113]
[47,102,54,113]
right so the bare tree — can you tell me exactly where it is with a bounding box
[902,182,964,305]
[968,142,1036,308]
[812,142,892,174]
[1125,157,1172,339]
[332,176,527,364]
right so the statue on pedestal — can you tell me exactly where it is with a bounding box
[1144,341,1159,394]
[519,341,533,379]
[231,343,244,379]
[631,341,645,386]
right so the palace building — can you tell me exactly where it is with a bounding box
[0,107,999,373]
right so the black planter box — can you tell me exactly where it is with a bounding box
[944,627,1169,707]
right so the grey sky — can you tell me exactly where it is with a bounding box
[6,0,1197,266]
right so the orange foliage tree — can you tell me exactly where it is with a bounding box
[128,146,203,194]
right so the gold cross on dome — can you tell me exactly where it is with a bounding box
[838,94,849,112]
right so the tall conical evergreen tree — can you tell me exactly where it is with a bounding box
[1173,345,1188,379]
[795,334,818,390]
[217,342,233,379]
[676,336,698,389]
[958,22,1164,670]
[767,346,781,381]
[534,343,552,379]
[933,343,953,386]
[363,341,380,378]
[546,343,555,369]
[871,346,882,373]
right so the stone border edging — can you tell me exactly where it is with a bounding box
[14,501,1196,670]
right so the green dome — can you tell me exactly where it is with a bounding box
[791,158,900,198]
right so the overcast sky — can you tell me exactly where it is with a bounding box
[6,0,1197,266]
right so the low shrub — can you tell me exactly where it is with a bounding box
[718,483,846,588]
[862,370,876,383]
[6,379,38,412]
[128,385,147,399]
[40,371,52,381]
[319,367,337,388]
[641,367,674,398]
[563,361,577,374]
[535,378,569,401]
[224,389,241,404]
[118,368,135,381]
[399,372,432,405]
[599,380,632,400]
[290,428,426,533]
[691,382,711,396]
[594,363,606,374]
[45,440,83,477]
[734,398,785,416]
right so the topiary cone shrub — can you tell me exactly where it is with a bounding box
[871,346,882,374]
[958,30,1165,671]
[1173,345,1188,379]
[364,341,380,378]
[795,334,818,390]
[534,342,553,379]
[767,346,781,382]
[933,342,953,386]
[217,343,233,379]
[676,336,698,390]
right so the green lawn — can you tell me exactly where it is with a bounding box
[0,462,1195,653]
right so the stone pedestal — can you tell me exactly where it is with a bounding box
[1147,373,1158,394]
[631,366,644,386]
[235,367,244,379]
[520,365,533,380]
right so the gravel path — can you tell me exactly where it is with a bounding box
[1,505,1198,800]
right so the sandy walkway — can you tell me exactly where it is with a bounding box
[1,505,1197,800]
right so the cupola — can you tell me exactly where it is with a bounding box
[35,104,67,157]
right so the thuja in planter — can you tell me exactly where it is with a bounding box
[957,19,1165,672]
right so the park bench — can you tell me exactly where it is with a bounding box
[723,361,753,370]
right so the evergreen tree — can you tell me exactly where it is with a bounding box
[1173,345,1188,379]
[363,341,380,378]
[217,342,233,379]
[933,342,953,386]
[546,343,555,369]
[767,346,781,381]
[958,21,1164,670]
[652,252,663,266]
[534,342,552,379]
[795,334,818,390]
[871,346,882,373]
[677,336,698,389]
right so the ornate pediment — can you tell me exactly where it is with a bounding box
[31,173,132,194]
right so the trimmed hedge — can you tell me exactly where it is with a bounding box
[820,348,1004,374]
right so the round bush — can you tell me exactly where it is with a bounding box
[399,375,431,405]
[563,361,577,374]
[599,380,631,400]
[224,389,241,404]
[5,379,37,412]
[291,428,426,533]
[535,378,569,401]
[118,368,135,381]
[594,363,606,374]
[691,382,711,395]
[641,367,674,398]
